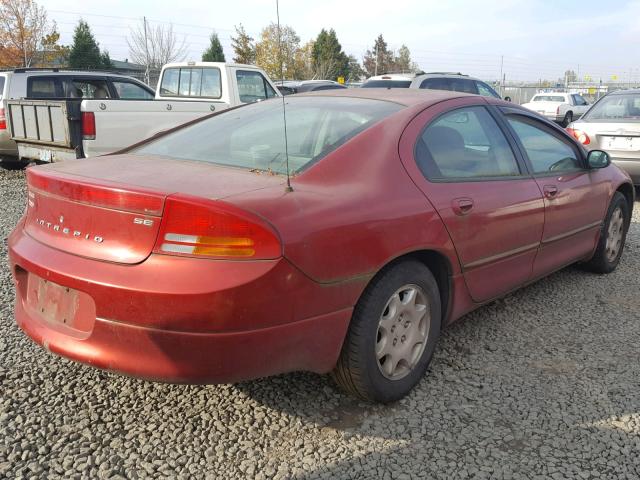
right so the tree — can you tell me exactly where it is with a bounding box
[311,28,348,81]
[231,24,255,64]
[68,20,112,69]
[294,40,314,80]
[347,55,365,82]
[202,32,225,62]
[362,34,394,77]
[0,0,56,67]
[255,22,302,80]
[128,20,188,72]
[393,44,419,73]
[35,29,68,67]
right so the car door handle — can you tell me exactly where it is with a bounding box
[452,197,474,216]
[543,185,558,199]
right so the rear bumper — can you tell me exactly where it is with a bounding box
[8,223,360,383]
[612,158,640,185]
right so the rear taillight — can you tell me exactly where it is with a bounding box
[566,127,591,145]
[556,106,560,114]
[27,169,164,215]
[153,194,281,260]
[82,112,95,140]
[0,107,6,130]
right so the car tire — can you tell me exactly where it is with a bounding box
[583,192,630,273]
[0,158,31,170]
[562,111,573,127]
[332,260,441,403]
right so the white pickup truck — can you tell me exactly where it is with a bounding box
[521,92,590,127]
[7,62,280,162]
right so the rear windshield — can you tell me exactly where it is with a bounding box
[159,67,222,98]
[133,97,403,174]
[583,93,640,122]
[533,95,565,102]
[361,80,411,88]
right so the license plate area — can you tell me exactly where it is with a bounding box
[24,273,96,336]
[602,136,640,151]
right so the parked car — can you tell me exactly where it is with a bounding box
[0,68,155,167]
[9,89,633,403]
[521,92,589,126]
[567,89,640,185]
[6,62,280,162]
[410,72,502,99]
[276,80,346,95]
[361,73,416,88]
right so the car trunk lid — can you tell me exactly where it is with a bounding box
[24,155,286,264]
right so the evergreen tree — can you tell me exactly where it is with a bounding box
[311,28,348,80]
[68,20,110,69]
[202,32,225,62]
[231,24,255,64]
[362,35,394,77]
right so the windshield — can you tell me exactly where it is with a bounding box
[583,93,640,122]
[133,97,402,174]
[533,95,565,102]
[361,80,411,88]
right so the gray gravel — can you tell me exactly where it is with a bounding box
[1,168,639,480]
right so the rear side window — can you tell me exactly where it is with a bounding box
[63,79,110,99]
[236,70,277,103]
[416,106,520,179]
[361,80,411,88]
[27,78,58,98]
[159,67,222,98]
[476,81,500,98]
[506,116,582,173]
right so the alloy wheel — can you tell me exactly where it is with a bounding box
[605,206,624,262]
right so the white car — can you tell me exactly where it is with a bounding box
[360,73,416,89]
[521,93,590,126]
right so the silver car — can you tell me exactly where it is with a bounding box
[568,89,640,185]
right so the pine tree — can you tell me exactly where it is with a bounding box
[231,24,255,64]
[202,32,225,62]
[68,20,108,69]
[362,35,394,77]
[311,28,348,81]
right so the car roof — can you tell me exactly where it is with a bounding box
[365,73,416,81]
[414,72,481,81]
[610,88,640,95]
[6,69,140,79]
[296,87,475,107]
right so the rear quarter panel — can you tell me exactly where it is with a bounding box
[226,113,462,284]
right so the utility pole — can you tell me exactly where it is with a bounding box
[374,44,378,76]
[143,16,150,85]
[499,55,504,97]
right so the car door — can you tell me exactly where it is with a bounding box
[399,97,545,303]
[500,109,610,277]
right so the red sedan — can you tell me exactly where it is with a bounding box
[8,89,634,403]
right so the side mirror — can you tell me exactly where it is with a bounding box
[504,96,512,102]
[587,150,610,169]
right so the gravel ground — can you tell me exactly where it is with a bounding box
[1,168,639,480]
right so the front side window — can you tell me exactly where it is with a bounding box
[506,116,582,173]
[159,67,222,98]
[583,93,640,122]
[236,70,277,103]
[416,106,520,180]
[112,80,154,100]
[133,97,402,174]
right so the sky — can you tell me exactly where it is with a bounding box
[38,0,640,83]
